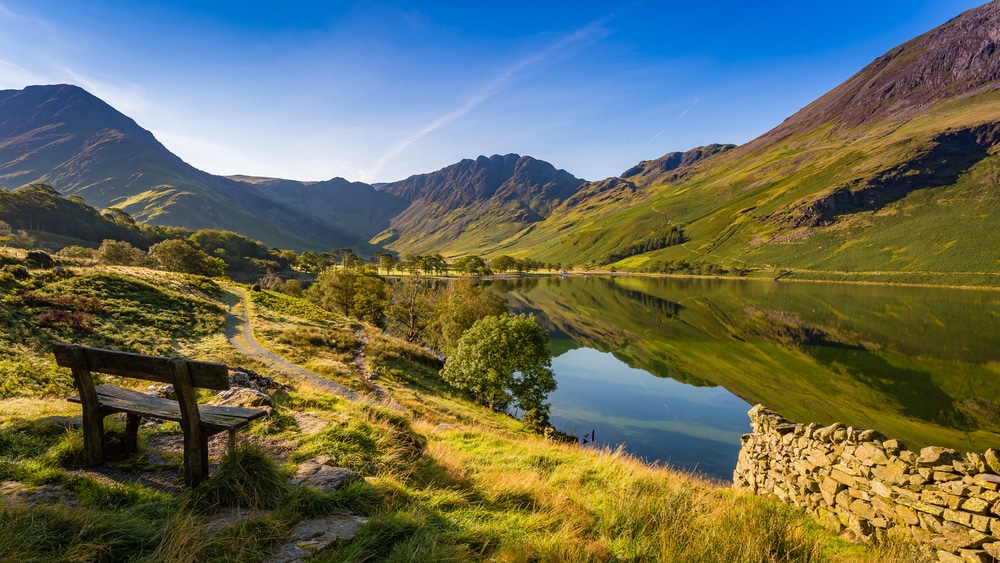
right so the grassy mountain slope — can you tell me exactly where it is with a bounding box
[374,154,587,255]
[228,175,408,254]
[482,3,1000,280]
[0,85,373,251]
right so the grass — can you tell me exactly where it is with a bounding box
[0,265,937,561]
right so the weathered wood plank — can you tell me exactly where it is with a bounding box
[172,359,205,487]
[67,385,266,430]
[66,346,104,466]
[52,343,230,390]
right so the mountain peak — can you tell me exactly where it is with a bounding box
[752,2,1000,149]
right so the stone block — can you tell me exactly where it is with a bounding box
[882,438,905,455]
[937,471,964,482]
[895,503,920,526]
[919,512,944,533]
[850,498,878,521]
[975,474,1000,491]
[858,429,885,442]
[944,508,974,527]
[855,442,889,465]
[984,541,1000,560]
[918,446,961,466]
[922,489,951,507]
[937,551,965,563]
[835,490,853,509]
[941,481,970,496]
[872,459,909,485]
[975,490,999,503]
[830,466,858,487]
[871,496,896,518]
[893,485,921,502]
[869,479,893,498]
[815,422,843,443]
[809,450,833,467]
[820,476,843,506]
[958,549,991,563]
[940,520,989,549]
[970,514,991,533]
[962,497,991,515]
[983,449,1000,474]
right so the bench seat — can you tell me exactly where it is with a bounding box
[68,384,268,432]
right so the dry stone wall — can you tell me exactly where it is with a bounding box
[734,405,1000,563]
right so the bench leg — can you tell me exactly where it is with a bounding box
[228,429,237,452]
[83,415,105,467]
[201,434,210,481]
[124,413,141,454]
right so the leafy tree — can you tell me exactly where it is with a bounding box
[376,252,397,275]
[441,313,556,431]
[95,239,147,266]
[490,255,516,274]
[0,220,11,245]
[432,278,508,353]
[307,264,387,323]
[148,239,225,276]
[352,266,388,324]
[387,274,436,342]
[453,255,490,276]
[307,266,357,316]
[280,279,304,297]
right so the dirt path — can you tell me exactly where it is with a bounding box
[224,288,358,401]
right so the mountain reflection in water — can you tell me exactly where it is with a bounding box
[495,276,1000,479]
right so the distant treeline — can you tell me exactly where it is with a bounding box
[602,226,684,264]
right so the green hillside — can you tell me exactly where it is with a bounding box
[391,3,1000,283]
[0,263,922,562]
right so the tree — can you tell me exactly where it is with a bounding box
[432,278,508,353]
[96,239,146,266]
[307,266,357,316]
[490,255,516,274]
[387,274,436,342]
[0,220,11,245]
[148,239,225,276]
[307,265,387,323]
[453,255,490,276]
[377,253,397,275]
[352,266,388,325]
[441,313,556,431]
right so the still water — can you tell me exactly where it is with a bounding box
[495,276,1000,480]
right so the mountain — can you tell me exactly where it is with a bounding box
[373,154,587,255]
[0,84,391,251]
[481,2,1000,281]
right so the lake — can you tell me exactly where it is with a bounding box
[494,275,1000,481]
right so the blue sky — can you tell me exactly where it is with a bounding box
[0,1,986,183]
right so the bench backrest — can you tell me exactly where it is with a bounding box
[52,343,230,390]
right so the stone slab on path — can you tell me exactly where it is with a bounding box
[269,512,369,563]
[289,457,361,492]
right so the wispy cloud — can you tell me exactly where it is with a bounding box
[362,14,615,182]
[678,98,699,120]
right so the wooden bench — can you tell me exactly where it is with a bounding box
[53,343,268,486]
